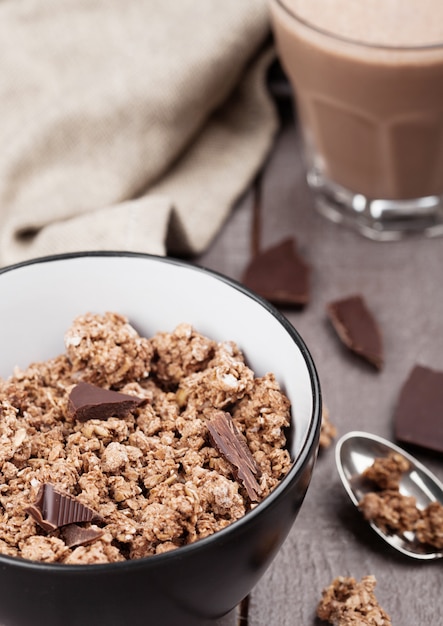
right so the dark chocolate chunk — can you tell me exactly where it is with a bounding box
[67,382,144,422]
[394,364,443,453]
[326,294,383,369]
[207,411,262,502]
[241,237,310,307]
[61,524,104,548]
[26,483,101,532]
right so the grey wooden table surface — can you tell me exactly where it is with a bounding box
[196,102,443,625]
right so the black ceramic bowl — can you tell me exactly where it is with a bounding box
[0,252,321,626]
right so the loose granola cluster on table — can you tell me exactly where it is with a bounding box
[358,453,443,549]
[317,575,391,626]
[319,405,337,450]
[0,313,292,564]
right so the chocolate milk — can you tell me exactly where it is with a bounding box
[270,0,443,201]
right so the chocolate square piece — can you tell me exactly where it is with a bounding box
[62,524,104,548]
[67,382,144,421]
[241,237,310,307]
[394,364,443,453]
[326,294,383,369]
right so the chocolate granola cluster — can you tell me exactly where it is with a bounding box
[0,313,292,564]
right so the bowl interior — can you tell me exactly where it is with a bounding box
[0,253,317,461]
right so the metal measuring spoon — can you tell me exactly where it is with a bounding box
[335,431,443,560]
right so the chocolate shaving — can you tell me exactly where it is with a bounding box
[26,483,101,532]
[67,381,144,422]
[207,412,262,502]
[326,294,383,369]
[394,364,443,453]
[61,524,104,548]
[241,237,310,307]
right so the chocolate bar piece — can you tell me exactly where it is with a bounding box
[326,294,383,369]
[207,412,262,501]
[61,524,104,548]
[26,483,101,532]
[241,237,310,307]
[394,364,443,453]
[67,382,144,421]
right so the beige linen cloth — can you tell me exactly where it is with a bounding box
[0,0,278,266]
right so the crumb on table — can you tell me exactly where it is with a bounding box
[317,575,392,625]
[319,405,337,450]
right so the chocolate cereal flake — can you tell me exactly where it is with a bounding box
[207,411,262,501]
[26,483,101,532]
[326,294,383,369]
[67,381,144,422]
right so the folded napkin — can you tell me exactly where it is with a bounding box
[0,0,277,266]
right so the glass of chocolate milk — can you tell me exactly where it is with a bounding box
[269,0,443,240]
